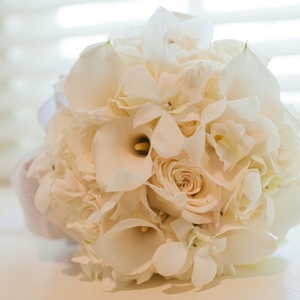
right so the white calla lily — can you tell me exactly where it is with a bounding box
[219,45,280,117]
[64,41,124,110]
[92,218,164,275]
[92,116,153,192]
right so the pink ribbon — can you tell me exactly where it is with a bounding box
[11,149,67,239]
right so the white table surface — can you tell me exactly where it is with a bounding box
[1,186,300,300]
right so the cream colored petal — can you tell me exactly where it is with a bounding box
[200,99,227,127]
[208,120,256,171]
[180,16,213,50]
[243,171,262,202]
[121,65,161,102]
[270,182,300,237]
[221,96,261,122]
[192,255,217,287]
[170,217,194,242]
[147,183,187,217]
[219,46,280,117]
[145,6,179,35]
[215,228,277,265]
[35,173,52,212]
[185,127,249,191]
[133,102,163,128]
[92,117,153,192]
[210,237,227,255]
[64,41,124,110]
[184,128,208,167]
[87,192,123,223]
[151,111,185,158]
[182,210,214,225]
[143,28,178,70]
[250,115,280,155]
[153,242,188,276]
[92,218,164,275]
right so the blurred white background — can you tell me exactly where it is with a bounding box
[0,0,300,185]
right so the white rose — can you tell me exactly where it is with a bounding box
[148,153,224,224]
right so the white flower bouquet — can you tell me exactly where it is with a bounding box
[14,7,300,290]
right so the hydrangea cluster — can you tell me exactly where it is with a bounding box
[27,7,300,290]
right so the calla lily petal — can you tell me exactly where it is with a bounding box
[92,117,153,192]
[92,218,164,275]
[219,46,280,117]
[64,41,124,110]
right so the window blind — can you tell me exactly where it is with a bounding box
[1,0,300,183]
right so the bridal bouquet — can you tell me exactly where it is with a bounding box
[15,7,300,290]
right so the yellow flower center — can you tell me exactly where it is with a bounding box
[140,226,149,232]
[134,136,150,156]
[134,142,150,152]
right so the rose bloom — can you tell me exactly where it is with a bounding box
[147,153,226,225]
